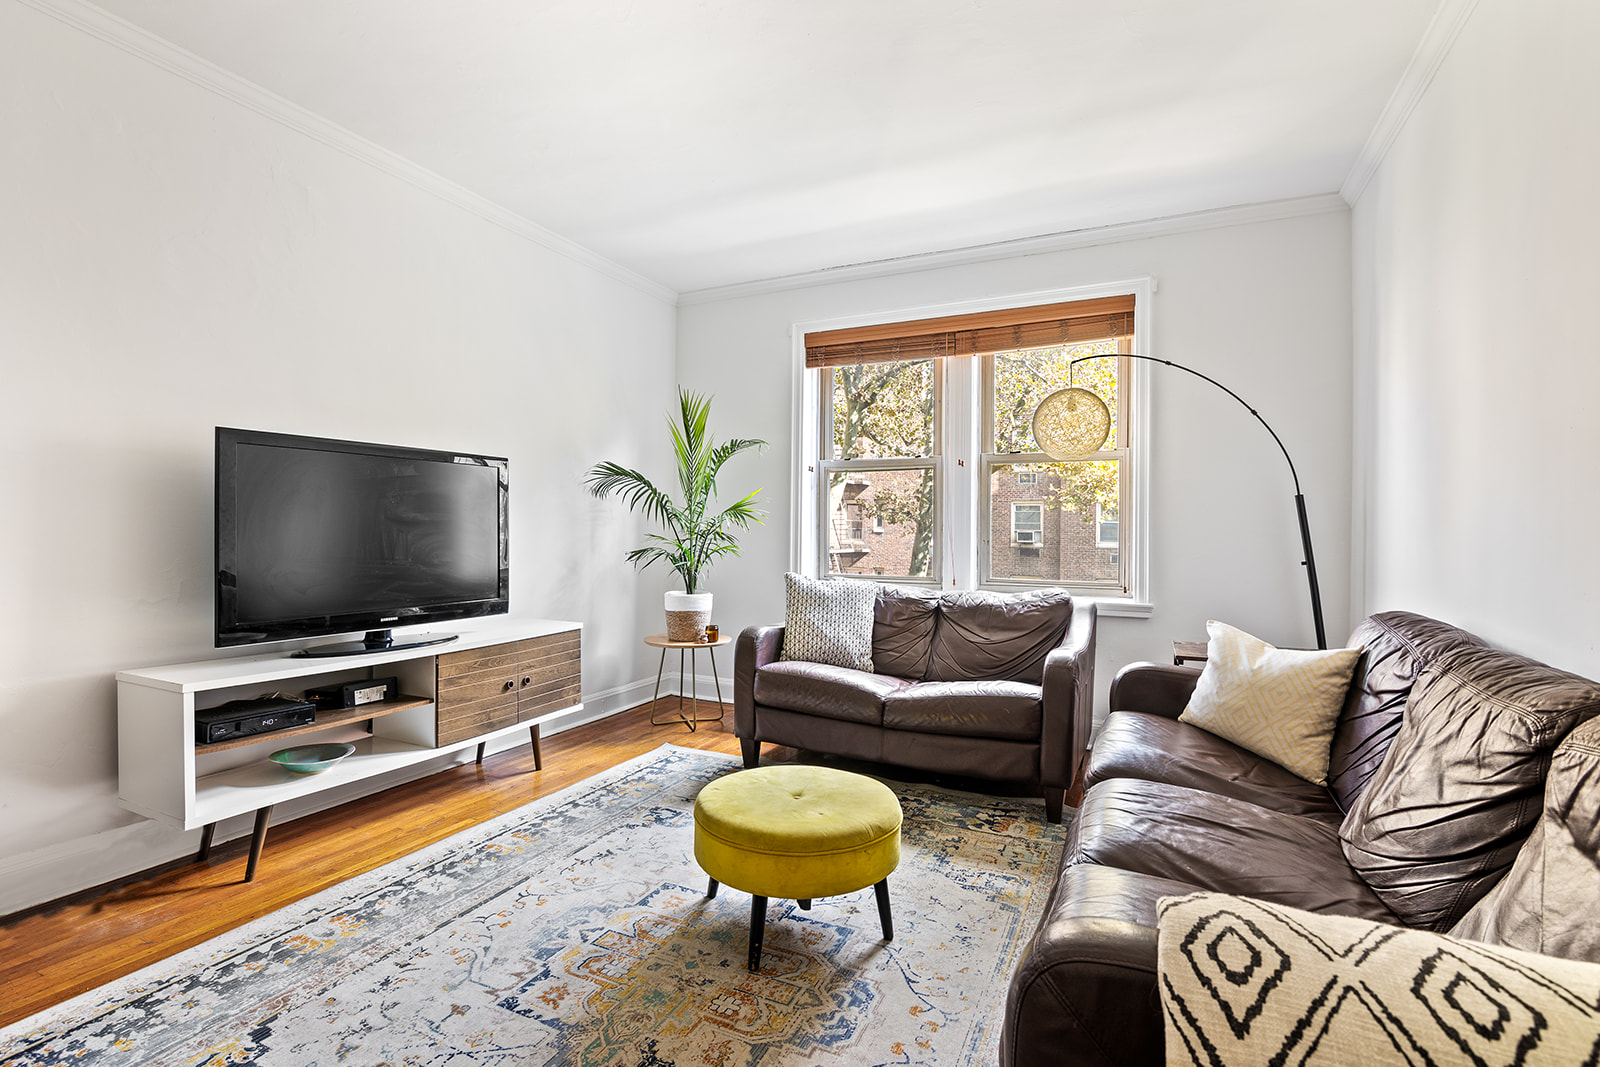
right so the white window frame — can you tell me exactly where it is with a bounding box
[813,360,944,584]
[979,341,1131,595]
[1095,501,1119,549]
[791,278,1153,616]
[1011,502,1044,545]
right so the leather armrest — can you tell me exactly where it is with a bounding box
[1041,601,1097,790]
[1001,920,1163,1067]
[1001,862,1174,1067]
[1108,661,1202,720]
[734,625,784,738]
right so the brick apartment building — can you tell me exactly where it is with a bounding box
[830,467,1119,584]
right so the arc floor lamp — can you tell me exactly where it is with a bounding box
[1032,355,1328,650]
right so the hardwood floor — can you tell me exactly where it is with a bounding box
[0,700,767,1029]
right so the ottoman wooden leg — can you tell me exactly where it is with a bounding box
[748,895,768,971]
[706,877,718,898]
[797,898,811,910]
[874,878,894,941]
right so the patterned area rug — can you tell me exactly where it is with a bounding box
[0,745,1066,1066]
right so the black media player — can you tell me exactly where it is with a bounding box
[195,698,316,745]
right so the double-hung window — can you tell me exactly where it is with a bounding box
[798,283,1150,608]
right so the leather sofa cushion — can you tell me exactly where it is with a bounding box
[926,588,1072,684]
[1086,711,1344,820]
[1071,780,1398,923]
[1339,642,1600,931]
[1327,611,1487,812]
[882,681,1041,741]
[872,585,941,680]
[1450,715,1600,962]
[752,661,911,725]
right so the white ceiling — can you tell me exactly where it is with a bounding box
[89,0,1441,294]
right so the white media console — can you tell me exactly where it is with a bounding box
[117,617,581,880]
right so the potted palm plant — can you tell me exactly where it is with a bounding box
[586,389,767,641]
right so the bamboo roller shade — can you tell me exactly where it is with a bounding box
[804,294,1135,368]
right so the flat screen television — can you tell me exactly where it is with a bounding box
[215,427,509,657]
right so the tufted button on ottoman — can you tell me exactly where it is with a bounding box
[693,764,902,971]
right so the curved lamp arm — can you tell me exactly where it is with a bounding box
[1065,353,1327,650]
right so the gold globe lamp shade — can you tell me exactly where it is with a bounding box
[1031,387,1111,461]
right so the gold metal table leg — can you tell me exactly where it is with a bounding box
[648,646,676,726]
[647,644,729,730]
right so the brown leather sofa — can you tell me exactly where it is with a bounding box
[734,587,1096,822]
[1001,611,1600,1066]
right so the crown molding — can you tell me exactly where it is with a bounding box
[1340,0,1481,206]
[677,194,1349,306]
[18,0,679,305]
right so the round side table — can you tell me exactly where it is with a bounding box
[644,632,733,731]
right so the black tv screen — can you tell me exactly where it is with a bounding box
[216,427,509,650]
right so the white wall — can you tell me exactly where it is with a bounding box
[677,208,1356,717]
[1351,0,1600,676]
[0,3,677,914]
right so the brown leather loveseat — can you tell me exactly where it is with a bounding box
[1001,610,1600,1066]
[734,587,1096,822]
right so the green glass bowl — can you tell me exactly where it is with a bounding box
[269,742,355,775]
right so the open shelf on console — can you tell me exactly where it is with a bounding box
[193,733,465,826]
[194,695,433,753]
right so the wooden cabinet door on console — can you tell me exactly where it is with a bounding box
[436,644,523,746]
[517,632,581,724]
[435,630,579,769]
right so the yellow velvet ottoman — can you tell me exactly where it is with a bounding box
[693,764,902,971]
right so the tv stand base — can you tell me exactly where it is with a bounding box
[292,631,460,658]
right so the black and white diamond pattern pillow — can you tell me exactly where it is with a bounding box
[779,572,877,672]
[1158,892,1600,1065]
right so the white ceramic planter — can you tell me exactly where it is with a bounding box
[664,591,713,642]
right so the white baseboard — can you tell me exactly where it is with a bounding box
[0,673,726,919]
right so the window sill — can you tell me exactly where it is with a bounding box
[1082,597,1153,618]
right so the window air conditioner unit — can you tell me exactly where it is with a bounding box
[1015,531,1038,545]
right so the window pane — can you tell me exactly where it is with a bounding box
[1095,502,1120,548]
[827,467,934,577]
[832,360,934,459]
[1011,503,1043,542]
[992,341,1120,453]
[989,461,1120,582]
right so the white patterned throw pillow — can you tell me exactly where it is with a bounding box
[778,573,877,672]
[1178,620,1361,785]
[1158,892,1600,1066]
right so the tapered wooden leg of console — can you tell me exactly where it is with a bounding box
[243,805,274,883]
[530,725,543,770]
[475,742,486,765]
[196,823,216,863]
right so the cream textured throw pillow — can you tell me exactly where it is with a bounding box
[1158,892,1600,1067]
[778,572,877,672]
[1178,620,1361,785]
